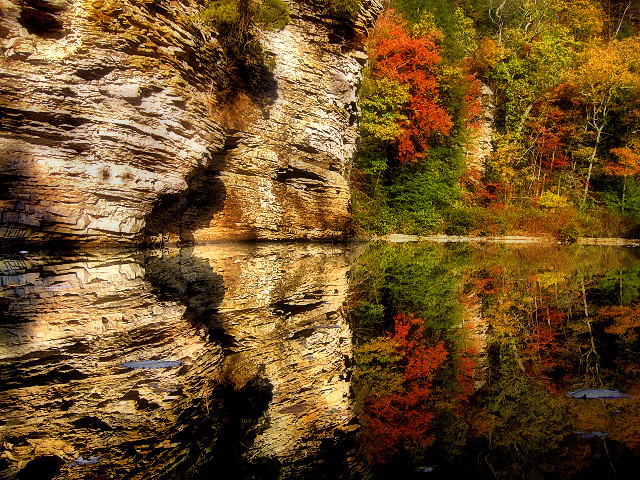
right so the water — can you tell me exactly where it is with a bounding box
[1,242,639,479]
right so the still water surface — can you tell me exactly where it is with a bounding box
[1,242,639,479]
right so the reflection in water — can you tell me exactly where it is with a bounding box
[349,242,640,479]
[2,242,640,479]
[0,243,361,479]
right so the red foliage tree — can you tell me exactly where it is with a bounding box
[529,84,579,172]
[369,10,453,163]
[362,314,448,462]
[463,72,484,129]
[521,307,572,394]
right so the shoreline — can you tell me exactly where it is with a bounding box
[370,234,640,246]
[2,235,639,252]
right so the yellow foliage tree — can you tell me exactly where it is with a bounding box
[569,37,640,200]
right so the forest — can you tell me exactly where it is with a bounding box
[351,0,640,240]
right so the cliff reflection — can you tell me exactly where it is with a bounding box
[7,241,638,479]
[0,242,360,479]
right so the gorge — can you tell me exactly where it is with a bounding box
[4,1,640,479]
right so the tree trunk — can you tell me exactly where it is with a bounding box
[583,124,604,201]
[516,103,533,134]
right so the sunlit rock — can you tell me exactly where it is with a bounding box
[0,0,381,245]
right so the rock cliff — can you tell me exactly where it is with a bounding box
[464,83,494,176]
[0,0,381,245]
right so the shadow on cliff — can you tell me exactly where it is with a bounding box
[0,136,39,247]
[142,161,226,245]
[165,366,279,480]
[143,247,229,345]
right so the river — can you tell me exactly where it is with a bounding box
[1,241,639,479]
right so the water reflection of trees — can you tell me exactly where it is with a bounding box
[347,242,640,478]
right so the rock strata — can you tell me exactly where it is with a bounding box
[0,0,381,245]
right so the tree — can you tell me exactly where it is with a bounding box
[359,314,448,462]
[368,9,452,163]
[569,37,640,200]
[605,140,640,210]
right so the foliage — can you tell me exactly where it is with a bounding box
[348,242,640,475]
[368,9,452,163]
[352,7,473,235]
[351,192,397,235]
[359,78,410,142]
[539,190,571,209]
[323,0,361,18]
[568,37,640,199]
[352,0,640,237]
[202,0,239,24]
[255,0,290,30]
[385,169,458,234]
[357,314,448,463]
[199,0,288,96]
[472,36,502,77]
[607,141,640,178]
[559,0,606,42]
[203,0,290,29]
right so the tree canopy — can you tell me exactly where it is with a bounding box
[352,0,640,239]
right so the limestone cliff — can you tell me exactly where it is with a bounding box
[0,0,381,245]
[464,83,494,176]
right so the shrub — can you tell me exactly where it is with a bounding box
[445,208,474,235]
[539,190,572,209]
[357,202,396,235]
[557,224,580,243]
[255,0,290,30]
[349,301,386,328]
[201,0,239,25]
[324,0,360,19]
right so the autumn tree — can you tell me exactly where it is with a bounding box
[353,9,474,235]
[366,9,452,163]
[356,314,448,463]
[604,140,640,210]
[569,37,640,200]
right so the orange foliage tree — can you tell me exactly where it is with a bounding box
[368,9,453,163]
[605,140,640,210]
[599,301,640,341]
[569,37,640,200]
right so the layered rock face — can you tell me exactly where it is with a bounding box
[0,242,363,479]
[464,83,494,176]
[0,0,380,245]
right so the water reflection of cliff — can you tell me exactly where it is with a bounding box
[0,242,362,479]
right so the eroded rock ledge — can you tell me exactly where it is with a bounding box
[0,0,381,245]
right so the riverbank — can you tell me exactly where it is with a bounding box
[371,234,640,246]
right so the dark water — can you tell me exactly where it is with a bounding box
[1,242,639,479]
